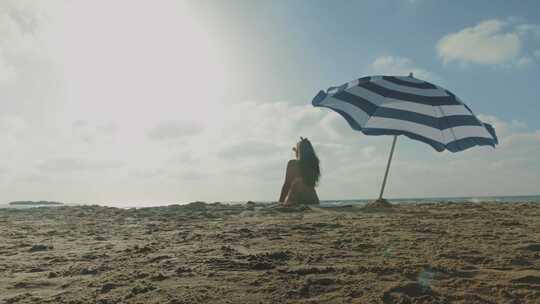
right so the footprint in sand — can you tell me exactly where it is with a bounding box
[511,275,540,285]
[519,244,540,252]
[382,282,441,304]
[297,277,338,298]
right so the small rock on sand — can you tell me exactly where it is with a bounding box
[100,283,117,293]
[29,244,52,252]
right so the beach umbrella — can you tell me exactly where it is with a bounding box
[312,73,498,202]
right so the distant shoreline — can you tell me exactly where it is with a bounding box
[2,194,540,209]
[8,201,64,206]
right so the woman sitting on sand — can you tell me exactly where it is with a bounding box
[279,137,320,205]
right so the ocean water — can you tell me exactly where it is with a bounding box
[318,195,540,207]
[1,195,540,209]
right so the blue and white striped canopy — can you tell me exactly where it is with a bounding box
[312,75,498,152]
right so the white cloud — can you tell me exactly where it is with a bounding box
[516,23,540,39]
[168,151,199,164]
[218,140,284,159]
[0,1,51,82]
[148,121,204,141]
[0,1,62,118]
[38,157,123,173]
[0,52,17,84]
[71,120,116,144]
[171,170,207,181]
[438,19,540,67]
[0,1,42,57]
[0,114,26,132]
[0,115,27,149]
[370,56,439,82]
[437,19,521,65]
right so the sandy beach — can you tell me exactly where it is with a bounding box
[1,201,540,304]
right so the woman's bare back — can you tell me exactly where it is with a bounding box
[285,178,319,205]
[280,160,319,205]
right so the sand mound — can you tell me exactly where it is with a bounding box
[363,198,393,211]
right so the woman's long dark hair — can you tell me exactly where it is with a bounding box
[298,137,320,187]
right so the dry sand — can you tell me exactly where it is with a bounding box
[1,201,540,304]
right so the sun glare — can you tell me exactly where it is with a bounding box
[46,1,230,127]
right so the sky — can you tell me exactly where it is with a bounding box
[1,0,539,206]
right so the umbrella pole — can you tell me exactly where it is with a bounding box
[378,135,398,201]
